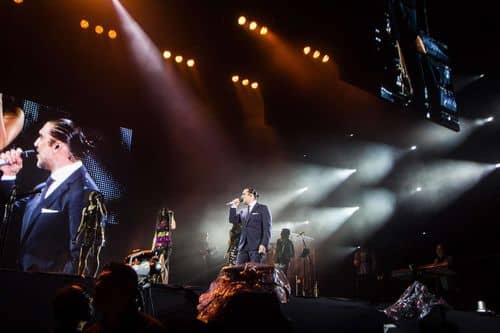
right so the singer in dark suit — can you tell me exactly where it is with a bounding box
[229,188,271,264]
[0,119,98,274]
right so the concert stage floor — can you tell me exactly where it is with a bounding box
[1,269,499,332]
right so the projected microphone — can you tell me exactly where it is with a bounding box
[226,198,243,206]
[0,149,36,167]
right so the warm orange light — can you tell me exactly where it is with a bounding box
[80,19,90,29]
[312,50,321,59]
[303,46,311,55]
[232,75,239,83]
[162,50,171,59]
[175,55,183,63]
[186,59,195,67]
[13,0,23,4]
[95,25,104,34]
[251,82,259,89]
[260,26,268,35]
[242,79,249,86]
[238,16,247,25]
[108,30,117,39]
[322,54,329,63]
[249,22,257,30]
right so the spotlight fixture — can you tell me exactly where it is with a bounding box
[186,59,195,67]
[312,50,321,59]
[303,46,311,55]
[95,25,104,34]
[410,145,417,150]
[231,75,240,83]
[242,79,249,86]
[260,26,268,35]
[249,21,258,30]
[415,187,422,192]
[322,55,329,63]
[162,50,171,59]
[251,82,259,89]
[13,0,23,4]
[238,16,247,25]
[108,30,117,39]
[175,55,183,63]
[80,19,90,29]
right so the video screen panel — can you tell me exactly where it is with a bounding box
[0,92,132,270]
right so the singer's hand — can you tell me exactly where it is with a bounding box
[0,148,23,176]
[230,198,241,207]
[258,244,266,255]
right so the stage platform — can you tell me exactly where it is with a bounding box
[1,269,499,332]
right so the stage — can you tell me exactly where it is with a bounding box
[1,269,499,333]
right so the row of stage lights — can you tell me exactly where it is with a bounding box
[80,19,118,39]
[237,16,268,36]
[231,75,259,89]
[162,51,195,67]
[303,46,330,63]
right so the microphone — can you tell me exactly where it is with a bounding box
[226,198,243,206]
[0,149,36,167]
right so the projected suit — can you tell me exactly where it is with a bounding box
[0,119,98,274]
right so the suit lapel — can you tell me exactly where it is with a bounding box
[20,168,83,246]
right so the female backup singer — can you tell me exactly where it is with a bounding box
[0,93,25,150]
[151,208,176,284]
[74,191,107,277]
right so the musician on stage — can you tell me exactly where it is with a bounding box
[353,244,377,301]
[275,228,294,277]
[151,207,176,284]
[432,243,454,299]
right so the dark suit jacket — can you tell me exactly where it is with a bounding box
[229,202,271,251]
[1,166,98,274]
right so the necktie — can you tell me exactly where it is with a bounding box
[41,177,55,199]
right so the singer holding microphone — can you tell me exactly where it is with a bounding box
[0,119,99,274]
[228,187,271,264]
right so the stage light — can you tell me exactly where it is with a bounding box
[249,21,257,30]
[231,75,239,83]
[475,116,494,126]
[303,46,311,55]
[348,133,355,137]
[495,163,500,169]
[304,220,310,225]
[251,82,259,89]
[186,59,195,67]
[175,55,183,63]
[108,29,117,39]
[238,16,246,25]
[322,55,329,63]
[479,74,486,78]
[80,19,90,29]
[260,26,268,35]
[296,187,309,194]
[13,0,23,4]
[242,79,249,86]
[95,25,104,34]
[410,145,417,150]
[415,186,422,192]
[162,50,171,59]
[313,50,321,59]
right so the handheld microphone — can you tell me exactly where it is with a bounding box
[0,149,36,167]
[226,198,243,206]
